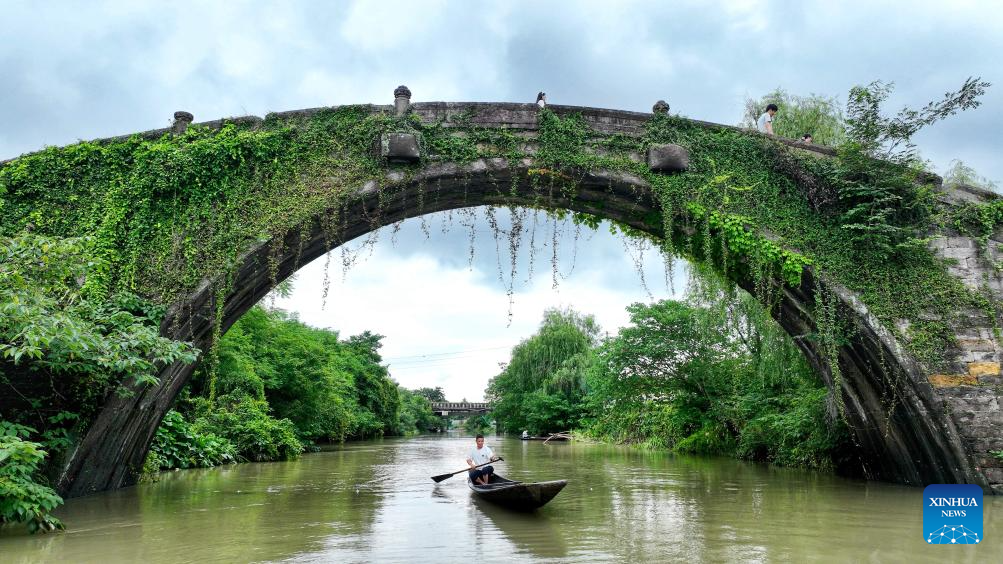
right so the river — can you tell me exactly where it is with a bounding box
[2,435,1000,562]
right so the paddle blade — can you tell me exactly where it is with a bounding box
[431,472,455,483]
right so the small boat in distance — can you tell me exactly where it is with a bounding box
[519,432,570,442]
[468,473,567,511]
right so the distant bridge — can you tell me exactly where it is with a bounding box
[431,402,491,416]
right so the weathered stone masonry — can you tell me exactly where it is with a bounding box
[928,184,1003,493]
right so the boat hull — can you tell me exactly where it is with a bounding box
[468,474,567,511]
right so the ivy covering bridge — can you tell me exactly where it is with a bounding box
[2,85,1002,506]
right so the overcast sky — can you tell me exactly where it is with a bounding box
[3,1,1001,400]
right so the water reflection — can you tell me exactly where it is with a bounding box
[470,497,568,559]
[1,435,1001,563]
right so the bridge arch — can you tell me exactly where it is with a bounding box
[2,98,997,497]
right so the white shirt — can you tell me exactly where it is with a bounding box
[757,112,773,132]
[537,99,546,108]
[468,445,494,465]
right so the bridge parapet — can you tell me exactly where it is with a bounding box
[430,402,491,415]
[2,99,838,166]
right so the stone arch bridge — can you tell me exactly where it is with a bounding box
[2,88,1001,498]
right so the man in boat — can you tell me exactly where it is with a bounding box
[466,434,500,485]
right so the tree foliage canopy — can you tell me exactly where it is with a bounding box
[486,308,600,434]
[743,88,847,146]
[488,267,845,470]
[1,233,197,388]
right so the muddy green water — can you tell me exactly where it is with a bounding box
[2,435,1001,563]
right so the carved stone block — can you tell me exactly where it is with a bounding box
[377,132,420,162]
[647,143,689,173]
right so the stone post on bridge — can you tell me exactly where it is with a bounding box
[172,111,194,135]
[394,85,411,117]
[373,85,420,163]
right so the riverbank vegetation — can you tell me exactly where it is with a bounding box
[1,233,197,532]
[1,422,65,533]
[0,234,437,529]
[144,305,440,473]
[488,266,847,471]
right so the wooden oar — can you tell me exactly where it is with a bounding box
[431,457,503,483]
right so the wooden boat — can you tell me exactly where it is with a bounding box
[468,473,567,510]
[519,432,570,442]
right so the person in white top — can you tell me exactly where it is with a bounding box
[757,104,778,134]
[466,434,500,485]
[536,92,547,108]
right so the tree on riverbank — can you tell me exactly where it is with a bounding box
[486,308,600,435]
[415,387,447,402]
[144,306,438,472]
[1,233,198,532]
[486,268,845,470]
[583,267,845,469]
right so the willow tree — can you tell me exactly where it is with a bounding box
[486,308,600,434]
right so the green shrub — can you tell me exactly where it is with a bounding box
[191,394,303,462]
[0,233,198,389]
[0,422,64,533]
[674,421,736,455]
[145,410,236,471]
[736,387,842,471]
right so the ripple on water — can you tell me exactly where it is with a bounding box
[1,436,1001,563]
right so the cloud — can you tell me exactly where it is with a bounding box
[275,211,687,401]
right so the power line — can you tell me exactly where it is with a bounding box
[383,345,510,362]
[389,358,504,371]
[388,352,508,366]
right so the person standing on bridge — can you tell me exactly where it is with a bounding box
[537,92,547,108]
[467,434,500,485]
[757,103,778,135]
